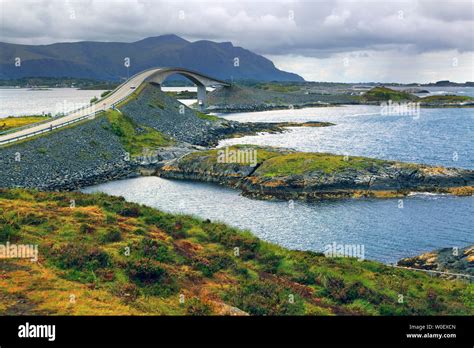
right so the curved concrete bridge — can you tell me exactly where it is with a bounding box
[0,67,230,145]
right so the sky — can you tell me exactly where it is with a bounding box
[0,0,473,83]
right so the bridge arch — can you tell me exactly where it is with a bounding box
[144,67,230,110]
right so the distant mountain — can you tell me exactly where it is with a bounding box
[0,34,304,82]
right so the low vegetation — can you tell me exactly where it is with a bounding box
[419,95,474,103]
[254,82,302,93]
[0,77,119,89]
[100,90,112,98]
[104,109,174,157]
[180,145,284,167]
[165,91,197,99]
[179,145,401,177]
[362,87,418,102]
[0,189,471,315]
[195,111,222,122]
[0,115,50,132]
[255,152,390,177]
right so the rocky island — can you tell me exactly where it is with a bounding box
[155,145,474,200]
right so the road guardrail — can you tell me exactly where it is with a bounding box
[0,92,133,146]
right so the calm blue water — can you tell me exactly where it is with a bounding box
[83,103,474,264]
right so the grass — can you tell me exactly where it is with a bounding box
[255,152,389,177]
[178,146,400,177]
[104,109,174,156]
[420,95,474,103]
[114,83,147,109]
[362,87,418,102]
[180,145,284,167]
[255,83,302,93]
[195,111,222,122]
[0,188,471,315]
[0,115,50,132]
[165,91,197,99]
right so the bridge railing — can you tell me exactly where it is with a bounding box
[0,70,146,137]
[0,106,94,136]
[0,92,133,146]
[0,110,105,146]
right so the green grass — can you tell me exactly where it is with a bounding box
[255,152,389,177]
[420,95,473,103]
[255,83,302,93]
[180,145,283,167]
[362,87,418,102]
[195,111,221,122]
[0,188,471,315]
[105,109,173,156]
[179,146,398,177]
[114,83,147,108]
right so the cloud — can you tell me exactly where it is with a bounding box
[0,0,472,82]
[268,50,474,83]
[1,0,472,52]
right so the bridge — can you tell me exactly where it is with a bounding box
[0,67,230,145]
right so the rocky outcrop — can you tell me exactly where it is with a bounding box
[398,245,474,278]
[155,146,474,201]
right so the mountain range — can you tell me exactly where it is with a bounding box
[0,34,303,82]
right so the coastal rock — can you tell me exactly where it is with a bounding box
[156,146,474,201]
[397,245,474,278]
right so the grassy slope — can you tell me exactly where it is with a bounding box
[178,145,412,176]
[180,145,284,167]
[0,189,472,315]
[104,109,174,157]
[419,95,474,103]
[362,87,418,102]
[0,116,50,132]
[255,152,391,176]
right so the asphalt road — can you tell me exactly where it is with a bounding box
[0,68,163,144]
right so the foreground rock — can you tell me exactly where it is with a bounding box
[154,145,474,200]
[398,245,474,279]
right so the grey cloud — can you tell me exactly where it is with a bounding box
[0,0,472,56]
